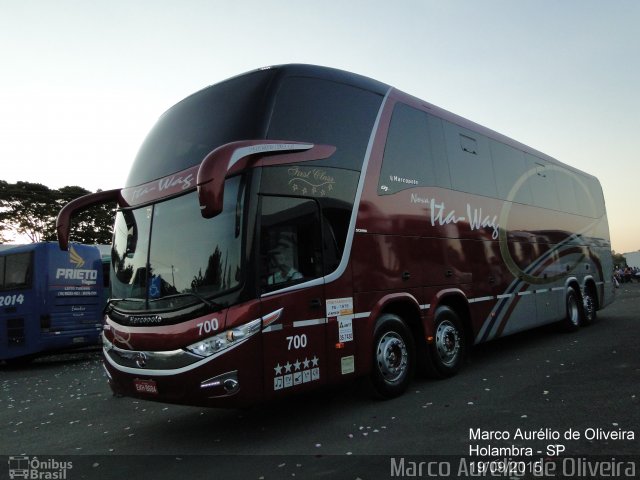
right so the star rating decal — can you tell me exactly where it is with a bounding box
[273,355,321,391]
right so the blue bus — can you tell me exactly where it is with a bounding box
[0,242,107,363]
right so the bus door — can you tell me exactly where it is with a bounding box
[258,195,326,399]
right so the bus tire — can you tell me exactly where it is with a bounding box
[369,314,415,399]
[581,286,597,326]
[563,286,581,332]
[425,306,466,378]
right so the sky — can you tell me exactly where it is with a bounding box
[1,0,638,253]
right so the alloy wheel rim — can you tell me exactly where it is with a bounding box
[435,320,460,366]
[376,332,408,384]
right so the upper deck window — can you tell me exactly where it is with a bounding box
[126,69,276,187]
[127,71,382,187]
[268,77,382,171]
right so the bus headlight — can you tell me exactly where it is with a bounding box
[185,318,262,357]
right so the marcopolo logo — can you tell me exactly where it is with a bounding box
[8,456,72,479]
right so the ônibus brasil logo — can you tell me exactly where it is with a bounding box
[8,456,72,479]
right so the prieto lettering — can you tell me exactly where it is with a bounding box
[55,268,98,280]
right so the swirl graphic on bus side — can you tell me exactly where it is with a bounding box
[498,164,598,285]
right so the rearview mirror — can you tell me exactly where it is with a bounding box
[57,189,122,251]
[197,140,336,218]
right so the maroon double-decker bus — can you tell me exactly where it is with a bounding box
[57,64,614,407]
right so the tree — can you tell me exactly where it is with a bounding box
[51,186,116,245]
[0,181,58,242]
[0,180,115,245]
[612,251,627,268]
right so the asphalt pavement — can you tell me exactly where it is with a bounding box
[1,283,639,479]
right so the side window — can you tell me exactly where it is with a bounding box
[526,155,560,210]
[259,165,360,273]
[584,176,606,218]
[2,253,32,290]
[378,103,433,195]
[490,140,533,204]
[553,167,580,215]
[426,114,452,189]
[444,121,497,198]
[260,196,323,292]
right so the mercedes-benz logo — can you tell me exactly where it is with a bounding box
[134,352,148,368]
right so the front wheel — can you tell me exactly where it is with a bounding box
[424,306,466,378]
[369,314,415,399]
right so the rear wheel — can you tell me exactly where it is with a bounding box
[563,286,581,332]
[370,314,415,399]
[581,286,597,326]
[425,306,466,378]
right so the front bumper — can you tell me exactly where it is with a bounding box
[102,333,262,408]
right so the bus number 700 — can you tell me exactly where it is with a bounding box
[197,318,219,336]
[287,334,307,350]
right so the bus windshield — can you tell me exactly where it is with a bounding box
[110,176,245,312]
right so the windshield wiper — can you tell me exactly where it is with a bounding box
[153,292,226,311]
[104,297,145,314]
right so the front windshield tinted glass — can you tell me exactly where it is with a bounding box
[126,69,275,187]
[268,77,382,171]
[111,176,244,311]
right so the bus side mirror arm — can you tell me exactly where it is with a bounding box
[196,140,317,219]
[57,188,122,251]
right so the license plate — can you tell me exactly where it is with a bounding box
[72,336,85,344]
[133,379,158,395]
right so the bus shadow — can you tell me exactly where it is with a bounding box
[466,322,561,364]
[134,319,612,450]
[134,381,372,450]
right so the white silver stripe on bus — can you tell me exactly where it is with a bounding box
[324,87,393,285]
[293,318,326,328]
[469,296,494,303]
[262,324,283,333]
[103,336,252,376]
[228,143,313,170]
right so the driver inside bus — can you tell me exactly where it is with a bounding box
[267,241,303,286]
